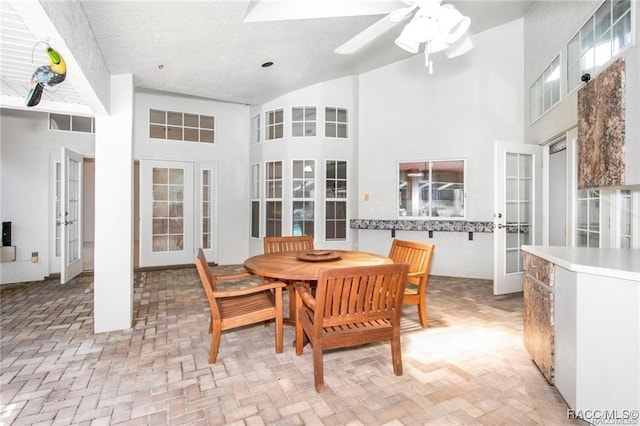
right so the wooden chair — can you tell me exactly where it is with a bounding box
[194,248,285,363]
[388,239,435,328]
[263,235,314,254]
[263,235,314,321]
[294,263,409,392]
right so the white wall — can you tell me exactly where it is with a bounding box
[133,90,250,265]
[356,19,525,279]
[0,109,95,284]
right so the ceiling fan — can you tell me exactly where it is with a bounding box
[334,0,472,72]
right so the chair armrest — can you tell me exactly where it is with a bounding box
[213,281,286,298]
[407,271,425,278]
[294,283,316,311]
[213,271,253,281]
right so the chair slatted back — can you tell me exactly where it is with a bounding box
[388,239,434,287]
[314,263,409,328]
[263,235,314,253]
[195,248,221,319]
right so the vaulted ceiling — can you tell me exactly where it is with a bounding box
[0,0,534,115]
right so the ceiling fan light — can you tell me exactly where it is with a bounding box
[426,33,449,54]
[445,34,472,58]
[395,26,420,53]
[405,14,438,43]
[437,5,471,44]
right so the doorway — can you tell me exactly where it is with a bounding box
[50,157,140,275]
[548,141,567,246]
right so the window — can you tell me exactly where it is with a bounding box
[567,0,632,92]
[149,109,215,143]
[529,56,561,123]
[251,163,260,238]
[325,107,348,138]
[49,113,94,133]
[266,108,284,140]
[576,189,600,247]
[398,160,465,219]
[292,106,316,137]
[325,160,347,240]
[201,169,213,249]
[292,160,315,237]
[265,161,283,236]
[251,114,261,144]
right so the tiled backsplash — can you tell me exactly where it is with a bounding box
[350,219,495,233]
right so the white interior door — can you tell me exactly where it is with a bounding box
[139,160,194,267]
[61,147,83,284]
[493,141,543,295]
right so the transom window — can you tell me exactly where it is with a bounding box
[325,107,348,138]
[149,109,215,143]
[530,56,560,123]
[567,0,632,92]
[292,106,317,137]
[266,109,284,140]
[398,160,466,219]
[325,160,348,240]
[49,113,94,133]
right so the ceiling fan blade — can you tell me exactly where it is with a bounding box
[335,14,402,55]
[243,0,404,22]
[389,4,418,23]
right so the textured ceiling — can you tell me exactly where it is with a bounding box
[0,0,535,114]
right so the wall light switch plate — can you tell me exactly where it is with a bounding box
[31,251,38,263]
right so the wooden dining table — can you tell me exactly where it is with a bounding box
[244,249,393,328]
[243,249,393,282]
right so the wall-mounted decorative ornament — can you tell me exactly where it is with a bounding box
[25,43,67,107]
[577,58,625,189]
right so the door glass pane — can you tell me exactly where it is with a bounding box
[152,167,184,252]
[67,157,80,263]
[505,153,532,274]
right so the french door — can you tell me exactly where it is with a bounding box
[60,148,83,284]
[139,160,216,267]
[493,141,543,295]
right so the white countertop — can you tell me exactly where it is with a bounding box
[521,246,640,282]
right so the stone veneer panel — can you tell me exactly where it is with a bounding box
[523,274,554,384]
[523,252,554,286]
[577,57,625,189]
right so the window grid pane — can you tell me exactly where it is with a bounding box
[292,106,317,137]
[399,160,465,219]
[202,170,212,249]
[251,114,261,144]
[148,108,215,143]
[576,189,600,247]
[325,160,347,241]
[530,56,560,123]
[265,161,283,236]
[293,160,315,237]
[251,163,260,238]
[325,107,348,138]
[266,109,284,140]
